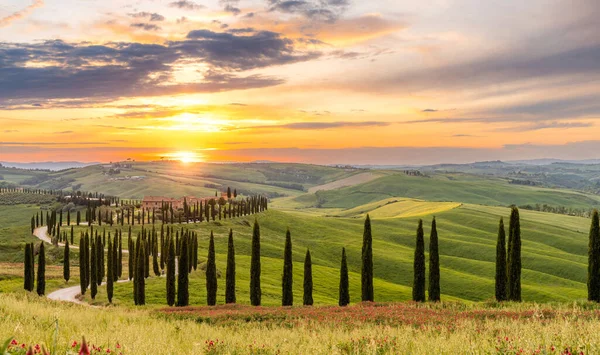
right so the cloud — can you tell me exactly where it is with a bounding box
[130,23,161,31]
[255,121,391,130]
[220,0,241,15]
[168,1,205,10]
[54,130,74,134]
[3,130,19,133]
[497,121,594,132]
[128,12,165,22]
[422,109,438,112]
[267,0,349,23]
[0,0,44,28]
[0,30,318,102]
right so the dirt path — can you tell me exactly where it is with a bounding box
[308,172,381,193]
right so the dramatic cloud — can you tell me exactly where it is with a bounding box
[0,30,319,102]
[130,23,161,31]
[220,0,241,15]
[267,0,349,22]
[168,1,205,10]
[0,0,44,28]
[128,12,165,22]
[255,121,390,130]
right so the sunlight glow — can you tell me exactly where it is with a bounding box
[163,151,204,164]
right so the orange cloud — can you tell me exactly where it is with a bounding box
[0,0,44,28]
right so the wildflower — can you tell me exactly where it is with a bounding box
[72,341,78,348]
[10,339,17,345]
[79,336,90,355]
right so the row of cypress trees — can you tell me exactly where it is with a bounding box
[23,242,45,296]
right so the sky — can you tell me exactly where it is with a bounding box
[0,0,599,165]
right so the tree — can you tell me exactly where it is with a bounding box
[152,241,160,276]
[24,244,33,291]
[79,236,86,295]
[107,237,113,303]
[177,236,189,307]
[588,210,600,302]
[225,229,236,304]
[36,242,45,296]
[495,218,508,302]
[206,231,217,306]
[282,228,293,306]
[303,249,313,306]
[412,220,426,302]
[76,210,81,226]
[166,237,176,306]
[507,206,522,302]
[118,234,123,278]
[339,247,349,307]
[90,238,97,300]
[428,217,440,302]
[31,216,35,234]
[250,219,261,306]
[361,214,374,302]
[135,240,146,305]
[227,187,232,199]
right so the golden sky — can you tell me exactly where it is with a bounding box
[0,0,599,164]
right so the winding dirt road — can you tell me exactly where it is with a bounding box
[32,226,171,305]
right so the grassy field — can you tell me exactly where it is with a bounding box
[300,172,600,210]
[3,293,600,354]
[54,202,592,305]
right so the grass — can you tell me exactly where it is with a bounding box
[3,293,600,354]
[60,204,593,305]
[304,172,600,210]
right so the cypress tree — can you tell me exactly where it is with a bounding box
[107,237,113,303]
[282,228,293,306]
[29,243,35,290]
[507,207,522,302]
[339,247,349,307]
[113,236,118,281]
[428,217,440,302]
[79,236,86,295]
[76,210,80,226]
[250,219,261,306]
[193,234,198,271]
[166,237,176,306]
[118,234,123,278]
[412,220,426,302]
[24,244,32,291]
[31,216,35,234]
[90,238,97,300]
[135,240,146,305]
[177,236,189,306]
[96,236,102,286]
[128,236,134,280]
[63,239,70,283]
[36,242,45,296]
[588,210,600,302]
[495,218,508,302]
[361,214,374,302]
[206,231,217,306]
[303,249,313,306]
[225,229,236,304]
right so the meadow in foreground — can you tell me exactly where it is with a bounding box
[2,292,600,354]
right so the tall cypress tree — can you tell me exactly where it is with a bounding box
[588,210,600,302]
[36,242,45,296]
[225,229,236,304]
[118,233,123,278]
[303,249,313,306]
[79,236,86,295]
[128,236,134,280]
[507,206,522,302]
[206,231,217,306]
[193,234,198,271]
[250,219,261,306]
[24,244,32,291]
[136,240,146,305]
[107,237,114,303]
[29,243,35,291]
[361,215,374,302]
[339,247,349,307]
[177,237,189,307]
[90,239,97,300]
[412,220,426,302]
[282,228,293,306]
[96,236,103,286]
[153,241,160,276]
[428,217,440,302]
[495,218,508,302]
[166,237,176,306]
[112,236,118,282]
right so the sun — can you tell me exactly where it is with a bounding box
[165,151,203,164]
